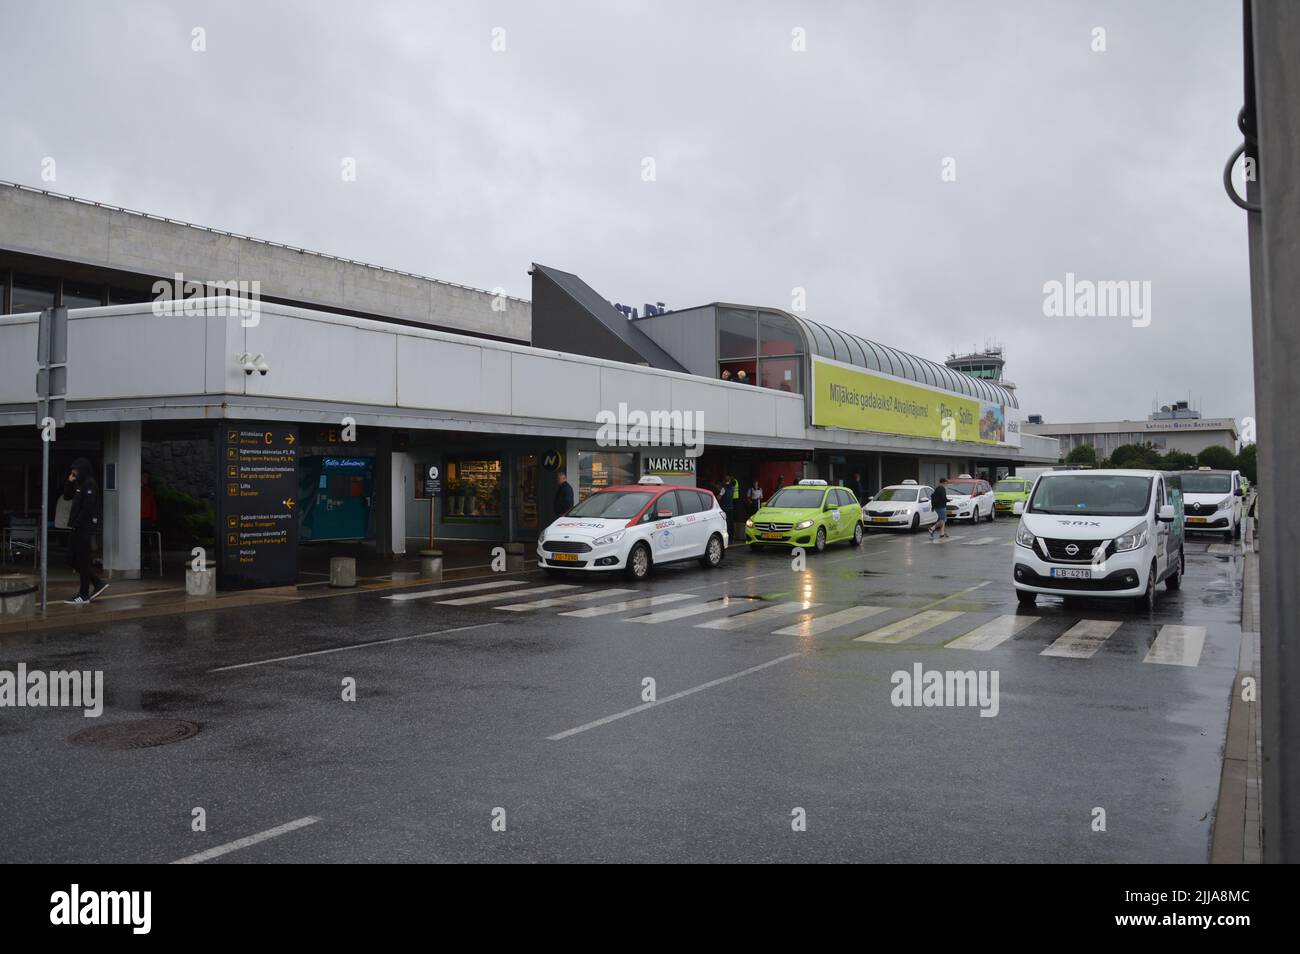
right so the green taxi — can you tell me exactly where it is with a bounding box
[745,480,864,552]
[993,476,1033,516]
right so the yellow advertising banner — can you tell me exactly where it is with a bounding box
[811,356,999,444]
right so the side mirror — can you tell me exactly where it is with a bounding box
[1235,487,1244,496]
[1013,501,1025,516]
[866,496,874,503]
[1157,504,1175,522]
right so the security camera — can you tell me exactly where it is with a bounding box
[237,352,256,375]
[253,354,270,376]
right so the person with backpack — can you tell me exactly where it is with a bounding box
[62,458,108,603]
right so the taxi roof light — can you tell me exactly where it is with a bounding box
[797,479,828,485]
[901,479,918,485]
[638,475,664,484]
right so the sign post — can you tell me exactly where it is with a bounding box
[217,424,300,589]
[421,464,441,550]
[35,307,68,615]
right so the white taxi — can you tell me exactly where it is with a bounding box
[536,476,728,580]
[1179,467,1245,540]
[862,480,939,532]
[943,474,996,523]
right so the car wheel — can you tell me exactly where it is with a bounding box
[1165,547,1183,590]
[1016,591,1037,607]
[850,522,864,547]
[699,533,725,568]
[624,542,652,581]
[987,505,995,522]
[814,527,827,553]
[1134,561,1157,611]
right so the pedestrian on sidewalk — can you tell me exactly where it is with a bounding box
[928,478,950,541]
[63,458,108,603]
[552,471,575,518]
[747,478,764,517]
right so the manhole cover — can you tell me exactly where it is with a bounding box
[68,719,200,750]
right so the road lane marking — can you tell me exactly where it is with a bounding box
[946,614,1038,651]
[1144,624,1207,667]
[495,588,633,611]
[170,816,320,864]
[919,580,992,610]
[695,601,818,630]
[382,579,528,602]
[1040,619,1122,659]
[773,604,888,636]
[439,584,578,606]
[208,622,498,672]
[560,593,694,617]
[547,653,802,740]
[627,596,758,624]
[960,536,1000,546]
[853,609,962,643]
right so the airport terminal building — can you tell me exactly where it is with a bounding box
[0,181,1058,587]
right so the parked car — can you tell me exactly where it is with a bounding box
[1179,467,1245,539]
[944,475,996,523]
[862,480,939,531]
[745,479,863,552]
[993,476,1033,516]
[536,476,727,580]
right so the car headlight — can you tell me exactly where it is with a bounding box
[1113,525,1149,552]
[795,519,814,530]
[1015,525,1036,548]
[745,518,754,528]
[592,530,626,547]
[1217,498,1232,511]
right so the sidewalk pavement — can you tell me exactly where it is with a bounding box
[0,539,539,639]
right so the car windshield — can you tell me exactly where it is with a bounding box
[946,481,979,496]
[1182,474,1232,495]
[767,488,826,509]
[995,480,1026,492]
[876,487,918,502]
[1028,474,1152,516]
[566,491,653,519]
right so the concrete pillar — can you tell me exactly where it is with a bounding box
[102,421,142,580]
[391,450,410,556]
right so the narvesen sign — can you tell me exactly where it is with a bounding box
[810,355,1019,447]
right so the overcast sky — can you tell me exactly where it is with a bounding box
[2,0,1252,425]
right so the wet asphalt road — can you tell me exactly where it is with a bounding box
[0,518,1245,863]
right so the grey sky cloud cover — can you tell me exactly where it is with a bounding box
[1,0,1252,426]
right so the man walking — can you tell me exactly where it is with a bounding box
[928,478,950,541]
[552,470,575,518]
[847,471,865,505]
[62,458,108,604]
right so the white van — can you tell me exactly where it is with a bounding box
[1011,469,1185,610]
[1179,467,1244,539]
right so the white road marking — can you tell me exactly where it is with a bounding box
[382,579,529,602]
[495,588,633,611]
[560,593,694,618]
[695,601,818,630]
[547,653,802,740]
[439,584,578,606]
[946,614,1039,651]
[170,816,320,864]
[1144,625,1207,667]
[920,580,992,609]
[627,596,758,624]
[773,604,888,637]
[854,609,962,643]
[208,622,497,672]
[1040,619,1122,659]
[1207,543,1239,555]
[960,536,1000,546]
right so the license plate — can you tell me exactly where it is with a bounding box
[1051,567,1092,580]
[1187,517,1206,524]
[551,552,580,562]
[761,532,785,540]
[871,517,890,524]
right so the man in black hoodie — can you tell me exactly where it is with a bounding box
[62,458,108,603]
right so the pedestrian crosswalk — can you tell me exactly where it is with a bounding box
[388,583,1211,667]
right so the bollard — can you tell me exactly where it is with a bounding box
[505,541,527,573]
[419,549,444,580]
[0,574,37,619]
[329,556,357,588]
[186,562,216,597]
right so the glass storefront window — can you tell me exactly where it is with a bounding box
[759,356,800,392]
[757,310,802,356]
[718,307,757,359]
[718,359,758,385]
[10,275,56,315]
[577,450,637,502]
[445,458,503,520]
[63,282,104,310]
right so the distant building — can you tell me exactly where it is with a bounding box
[1023,402,1239,459]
